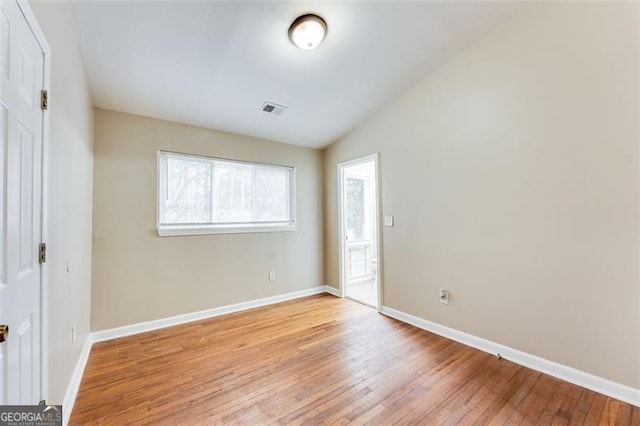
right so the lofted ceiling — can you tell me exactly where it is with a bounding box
[72,1,521,149]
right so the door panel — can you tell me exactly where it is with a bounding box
[0,0,44,405]
[0,105,6,286]
[0,345,5,403]
[17,315,33,403]
[0,8,8,79]
[18,49,34,107]
[18,122,34,276]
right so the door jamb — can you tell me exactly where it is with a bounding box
[16,0,51,403]
[337,153,382,312]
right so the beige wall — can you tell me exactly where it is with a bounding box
[324,2,639,388]
[92,109,323,330]
[30,1,94,404]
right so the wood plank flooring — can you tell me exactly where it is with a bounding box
[70,295,639,425]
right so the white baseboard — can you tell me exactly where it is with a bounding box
[92,286,329,343]
[381,306,640,407]
[324,285,341,297]
[62,335,93,425]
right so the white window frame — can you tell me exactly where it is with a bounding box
[157,151,296,236]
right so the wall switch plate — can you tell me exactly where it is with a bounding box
[439,289,449,305]
[384,216,394,227]
[269,271,276,281]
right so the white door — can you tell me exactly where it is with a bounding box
[0,0,44,404]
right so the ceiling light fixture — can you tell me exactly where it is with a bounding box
[288,14,327,50]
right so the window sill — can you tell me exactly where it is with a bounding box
[157,223,296,237]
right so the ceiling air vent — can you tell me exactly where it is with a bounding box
[261,102,287,115]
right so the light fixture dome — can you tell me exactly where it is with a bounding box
[288,14,327,50]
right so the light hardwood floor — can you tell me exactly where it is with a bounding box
[70,295,639,425]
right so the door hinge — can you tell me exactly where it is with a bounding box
[41,90,48,111]
[39,243,46,264]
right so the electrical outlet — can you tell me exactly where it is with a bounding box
[269,271,276,281]
[439,289,449,305]
[71,324,76,344]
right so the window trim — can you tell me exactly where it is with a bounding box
[157,151,296,236]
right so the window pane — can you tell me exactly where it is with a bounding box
[255,167,288,221]
[212,161,254,223]
[346,177,366,241]
[164,157,212,224]
[159,152,294,231]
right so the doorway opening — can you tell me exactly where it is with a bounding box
[338,154,381,309]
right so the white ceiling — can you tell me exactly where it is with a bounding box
[72,1,521,149]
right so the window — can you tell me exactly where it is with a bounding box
[157,151,295,236]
